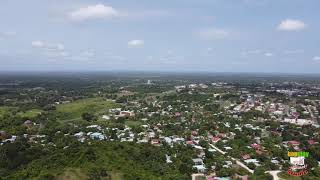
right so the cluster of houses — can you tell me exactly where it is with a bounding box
[0,130,16,145]
[226,90,318,127]
[1,80,320,179]
[174,83,209,92]
[108,108,135,119]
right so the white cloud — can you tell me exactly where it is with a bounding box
[31,41,44,48]
[277,19,306,31]
[32,41,65,51]
[69,4,119,22]
[264,53,273,57]
[128,40,144,47]
[196,28,229,40]
[313,56,320,61]
[67,4,170,23]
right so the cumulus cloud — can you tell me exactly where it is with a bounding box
[128,40,144,47]
[32,41,65,51]
[67,4,170,23]
[264,53,273,57]
[196,27,229,40]
[31,41,44,48]
[69,4,119,22]
[313,56,320,61]
[277,19,306,31]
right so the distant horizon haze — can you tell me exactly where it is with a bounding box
[0,0,319,73]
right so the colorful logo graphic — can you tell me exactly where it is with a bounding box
[287,151,309,176]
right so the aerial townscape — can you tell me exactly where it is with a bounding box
[1,0,320,179]
[0,73,320,179]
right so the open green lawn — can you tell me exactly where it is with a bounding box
[17,109,43,118]
[56,98,119,121]
[0,106,17,118]
[0,107,42,119]
[125,120,143,127]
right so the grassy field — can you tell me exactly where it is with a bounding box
[17,109,43,118]
[0,106,42,119]
[125,120,143,127]
[0,106,16,118]
[56,98,119,121]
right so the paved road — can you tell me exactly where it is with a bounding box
[208,143,226,155]
[235,159,254,174]
[208,144,284,178]
[307,105,315,120]
[266,170,282,180]
[208,144,254,174]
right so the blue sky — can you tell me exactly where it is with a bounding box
[0,0,319,73]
